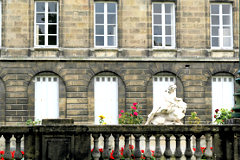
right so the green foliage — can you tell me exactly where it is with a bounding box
[188,112,200,124]
[214,108,232,124]
[119,103,143,124]
[26,119,41,126]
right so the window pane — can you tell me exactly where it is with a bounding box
[95,3,104,13]
[48,36,57,45]
[108,3,116,13]
[165,15,171,24]
[107,14,116,24]
[154,37,162,46]
[48,25,57,34]
[165,26,171,35]
[212,26,219,36]
[37,13,45,23]
[223,15,230,25]
[48,2,57,12]
[166,37,171,46]
[212,37,219,47]
[153,4,161,13]
[96,36,104,46]
[37,24,45,34]
[37,36,45,45]
[211,5,219,14]
[154,15,162,24]
[165,4,173,13]
[154,26,162,35]
[222,5,230,14]
[211,16,219,25]
[223,37,231,47]
[48,14,57,23]
[108,36,115,46]
[108,25,116,35]
[36,2,45,12]
[96,25,104,35]
[223,27,231,36]
[96,14,104,24]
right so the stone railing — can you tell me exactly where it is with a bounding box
[0,119,240,160]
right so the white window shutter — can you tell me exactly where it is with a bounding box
[94,76,118,124]
[35,76,59,121]
[153,76,176,110]
[212,76,234,121]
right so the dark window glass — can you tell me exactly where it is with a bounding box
[48,36,57,45]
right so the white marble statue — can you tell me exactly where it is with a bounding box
[145,85,187,125]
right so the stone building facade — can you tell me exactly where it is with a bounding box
[0,0,239,125]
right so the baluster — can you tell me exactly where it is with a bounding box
[102,134,110,160]
[164,134,172,160]
[3,134,12,160]
[123,134,131,160]
[113,134,120,160]
[154,134,162,160]
[144,134,152,160]
[184,134,193,160]
[92,134,101,160]
[133,134,142,160]
[194,134,202,160]
[14,134,23,160]
[204,133,213,160]
[174,134,182,160]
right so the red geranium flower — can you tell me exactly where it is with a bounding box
[134,112,138,116]
[193,148,196,151]
[215,109,219,113]
[214,115,216,118]
[141,150,144,153]
[131,106,137,110]
[129,144,134,150]
[110,150,114,159]
[99,148,103,153]
[133,102,138,106]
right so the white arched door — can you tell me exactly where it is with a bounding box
[153,76,176,109]
[212,76,234,121]
[94,76,118,124]
[35,76,59,121]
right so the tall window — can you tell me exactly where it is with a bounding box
[94,2,117,48]
[153,76,176,109]
[94,76,118,124]
[152,3,175,48]
[35,76,59,121]
[210,4,233,49]
[35,1,58,47]
[212,76,234,121]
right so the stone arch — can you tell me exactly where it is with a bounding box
[27,71,67,120]
[146,71,184,117]
[205,70,238,123]
[0,78,5,125]
[87,71,126,124]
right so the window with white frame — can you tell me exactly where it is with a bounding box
[152,3,175,48]
[212,76,234,121]
[153,76,176,109]
[35,76,59,121]
[210,4,233,49]
[35,1,58,47]
[94,2,117,48]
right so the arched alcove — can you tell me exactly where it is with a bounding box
[87,71,126,124]
[146,71,184,117]
[27,72,67,121]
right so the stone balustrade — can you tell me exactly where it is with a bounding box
[0,122,240,160]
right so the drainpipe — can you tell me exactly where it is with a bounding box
[232,1,240,119]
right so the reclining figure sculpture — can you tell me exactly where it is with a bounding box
[145,85,187,125]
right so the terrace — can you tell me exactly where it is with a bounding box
[0,119,239,160]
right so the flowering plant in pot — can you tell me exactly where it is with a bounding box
[214,108,232,124]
